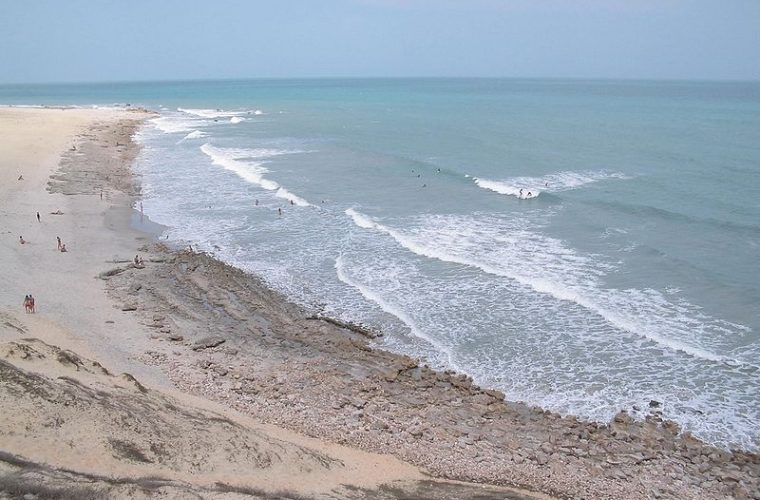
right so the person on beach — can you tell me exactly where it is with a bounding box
[56,236,61,250]
[17,174,23,181]
[23,295,35,314]
[60,243,67,252]
[19,236,26,245]
[50,209,63,215]
[36,211,41,222]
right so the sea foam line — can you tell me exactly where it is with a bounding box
[200,143,311,206]
[473,169,630,199]
[345,209,738,365]
[335,254,458,369]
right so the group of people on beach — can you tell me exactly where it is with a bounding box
[23,295,35,314]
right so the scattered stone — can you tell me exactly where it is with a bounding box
[192,336,225,351]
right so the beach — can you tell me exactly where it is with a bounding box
[1,106,758,499]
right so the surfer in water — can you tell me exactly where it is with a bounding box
[519,188,524,197]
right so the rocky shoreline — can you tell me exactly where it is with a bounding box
[104,246,759,499]
[7,108,756,499]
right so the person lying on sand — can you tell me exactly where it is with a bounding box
[50,210,64,215]
[17,175,23,181]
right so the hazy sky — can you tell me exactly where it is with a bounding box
[1,0,759,83]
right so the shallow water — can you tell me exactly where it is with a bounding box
[4,79,759,451]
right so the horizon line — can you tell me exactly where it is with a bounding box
[2,75,760,87]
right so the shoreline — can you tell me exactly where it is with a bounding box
[1,106,759,499]
[0,107,533,500]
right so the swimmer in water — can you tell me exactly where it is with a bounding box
[278,207,282,216]
[519,188,524,197]
[527,191,532,197]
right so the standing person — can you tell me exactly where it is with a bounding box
[36,211,41,222]
[23,295,30,313]
[19,236,25,245]
[56,236,61,250]
[278,207,282,216]
[29,295,35,313]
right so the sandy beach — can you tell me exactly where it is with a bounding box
[1,107,758,499]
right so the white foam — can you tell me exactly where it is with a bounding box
[345,210,745,365]
[474,169,630,199]
[254,109,264,115]
[200,143,311,206]
[178,130,208,142]
[178,107,247,118]
[151,116,204,134]
[335,254,458,368]
[474,178,540,198]
[230,116,245,124]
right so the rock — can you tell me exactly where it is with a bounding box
[168,334,184,341]
[534,452,549,465]
[483,388,505,401]
[192,336,226,350]
[649,400,662,408]
[662,420,681,435]
[98,267,125,279]
[121,303,137,311]
[612,410,634,426]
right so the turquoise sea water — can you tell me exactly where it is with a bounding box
[3,79,759,451]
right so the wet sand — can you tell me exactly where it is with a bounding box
[1,107,758,499]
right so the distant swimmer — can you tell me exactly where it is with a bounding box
[436,168,441,173]
[519,188,524,197]
[278,207,282,216]
[290,200,294,205]
[255,199,259,206]
[422,183,427,188]
[417,174,421,178]
[527,191,532,197]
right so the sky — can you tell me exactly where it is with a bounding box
[1,0,759,83]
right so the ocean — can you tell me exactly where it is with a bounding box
[2,78,759,451]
